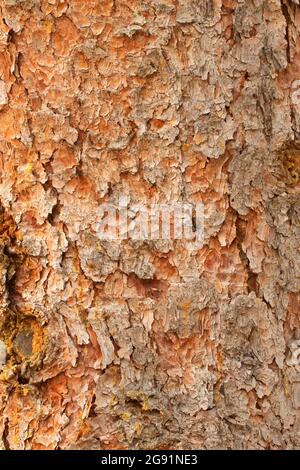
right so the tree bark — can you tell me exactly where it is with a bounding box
[0,0,300,450]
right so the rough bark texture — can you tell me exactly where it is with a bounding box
[0,0,300,450]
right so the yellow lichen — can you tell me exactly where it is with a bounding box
[24,162,33,174]
[109,395,118,407]
[121,411,132,422]
[133,422,142,436]
[280,142,300,186]
[126,390,149,411]
[44,18,53,34]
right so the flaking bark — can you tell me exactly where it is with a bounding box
[0,0,300,450]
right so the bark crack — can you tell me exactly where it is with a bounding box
[2,418,10,450]
[235,213,258,296]
[281,0,292,63]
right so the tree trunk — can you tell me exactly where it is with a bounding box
[0,0,300,450]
